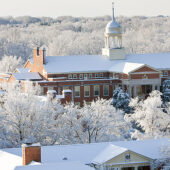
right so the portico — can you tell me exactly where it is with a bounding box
[123,79,161,99]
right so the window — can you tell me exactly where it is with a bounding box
[68,74,72,79]
[84,86,90,97]
[103,85,109,96]
[63,86,69,90]
[73,74,77,79]
[100,73,103,78]
[74,86,80,97]
[48,86,54,91]
[143,74,148,79]
[95,73,98,78]
[89,74,92,79]
[40,87,44,95]
[94,85,100,96]
[164,71,168,77]
[58,87,61,94]
[84,74,88,79]
[79,74,83,79]
[125,154,131,161]
[53,75,57,78]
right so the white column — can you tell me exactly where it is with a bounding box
[157,85,160,91]
[134,85,137,98]
[107,37,109,48]
[113,37,115,48]
[128,85,132,98]
[118,37,121,48]
[135,166,138,170]
[152,85,155,91]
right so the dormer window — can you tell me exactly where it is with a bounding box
[79,74,83,79]
[68,74,72,79]
[95,73,98,78]
[164,71,168,77]
[100,73,103,78]
[73,74,77,79]
[89,74,92,79]
[84,74,88,79]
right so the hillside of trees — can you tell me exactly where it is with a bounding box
[0,15,169,63]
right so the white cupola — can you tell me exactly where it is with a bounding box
[102,2,126,60]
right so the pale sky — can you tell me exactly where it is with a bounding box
[0,0,170,17]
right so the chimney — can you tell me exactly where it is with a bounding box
[22,143,41,165]
[33,47,46,66]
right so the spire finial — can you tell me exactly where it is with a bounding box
[112,1,115,21]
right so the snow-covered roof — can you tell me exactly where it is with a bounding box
[16,68,30,73]
[109,62,144,74]
[15,162,94,170]
[43,53,170,74]
[13,73,42,81]
[92,144,128,164]
[0,138,169,170]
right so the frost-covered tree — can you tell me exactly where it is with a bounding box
[60,99,131,144]
[125,91,170,140]
[0,82,64,148]
[0,55,24,73]
[112,87,131,113]
[162,79,170,103]
[151,144,170,170]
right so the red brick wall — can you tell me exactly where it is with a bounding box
[134,66,157,72]
[131,73,160,79]
[39,79,120,106]
[22,146,41,165]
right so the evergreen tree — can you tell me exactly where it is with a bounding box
[112,87,131,113]
[162,79,170,103]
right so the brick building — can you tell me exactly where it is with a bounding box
[5,3,170,106]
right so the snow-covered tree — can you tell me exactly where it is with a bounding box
[0,55,24,73]
[60,99,131,144]
[151,144,170,170]
[125,91,170,140]
[162,79,170,103]
[0,82,64,148]
[112,87,131,113]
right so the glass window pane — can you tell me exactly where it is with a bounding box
[74,86,80,97]
[84,86,90,97]
[94,85,100,96]
[103,85,109,96]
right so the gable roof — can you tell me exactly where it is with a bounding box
[91,144,128,164]
[42,52,170,74]
[13,73,42,81]
[15,68,30,73]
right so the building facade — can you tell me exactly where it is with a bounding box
[5,3,170,106]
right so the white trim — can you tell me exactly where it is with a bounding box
[130,72,160,75]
